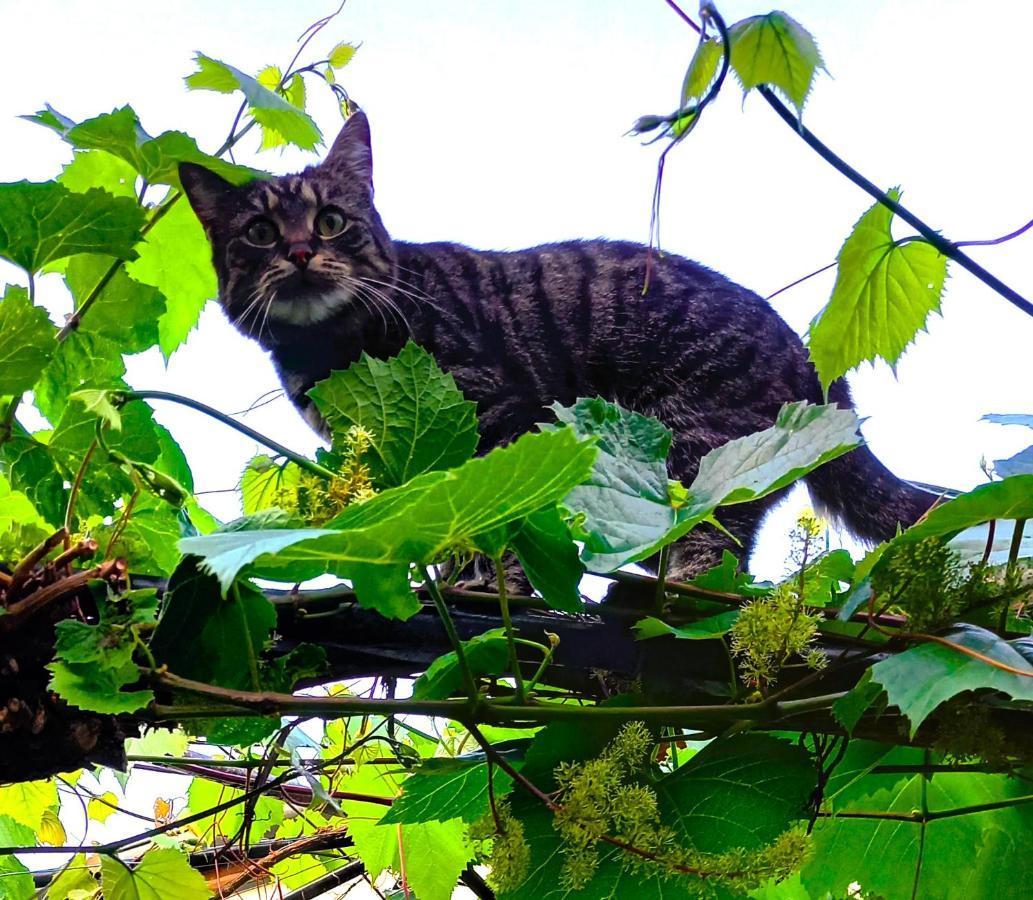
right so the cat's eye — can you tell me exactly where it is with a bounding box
[315,207,347,238]
[244,218,279,247]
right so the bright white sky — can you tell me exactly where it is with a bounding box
[2,0,1032,583]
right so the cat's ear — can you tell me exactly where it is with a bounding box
[324,110,373,193]
[178,163,237,232]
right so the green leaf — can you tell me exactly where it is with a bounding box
[867,624,1033,736]
[341,765,474,900]
[328,42,358,69]
[681,36,723,105]
[727,11,824,114]
[560,398,860,572]
[59,149,138,198]
[809,190,948,391]
[35,332,126,423]
[187,777,284,844]
[34,105,260,190]
[48,653,153,715]
[633,609,739,641]
[897,474,1033,545]
[45,854,99,899]
[509,505,584,612]
[0,181,145,272]
[509,733,814,899]
[831,668,885,735]
[95,503,184,576]
[126,198,216,357]
[803,762,1033,899]
[185,54,322,150]
[100,848,211,900]
[790,547,855,608]
[412,628,509,699]
[381,758,514,824]
[0,854,34,900]
[240,454,300,515]
[689,549,771,597]
[0,473,47,535]
[657,732,813,851]
[349,561,420,620]
[65,254,166,353]
[0,432,66,525]
[148,557,276,690]
[180,427,597,592]
[0,778,58,830]
[308,341,479,486]
[0,284,56,395]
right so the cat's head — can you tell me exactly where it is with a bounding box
[179,111,395,339]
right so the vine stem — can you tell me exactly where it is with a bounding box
[115,389,337,481]
[420,566,480,702]
[494,555,527,703]
[663,0,1033,319]
[63,439,98,534]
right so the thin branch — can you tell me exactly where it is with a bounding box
[765,260,838,301]
[115,390,337,481]
[956,216,1033,248]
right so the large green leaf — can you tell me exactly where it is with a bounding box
[0,284,55,395]
[65,254,166,353]
[633,610,739,641]
[809,189,948,391]
[727,11,824,115]
[864,624,1033,736]
[508,733,814,899]
[898,474,1033,544]
[185,54,321,150]
[803,761,1033,899]
[59,148,138,197]
[0,181,145,272]
[559,399,860,572]
[0,779,58,830]
[30,104,260,190]
[380,758,515,824]
[35,331,126,423]
[0,431,66,526]
[148,557,276,690]
[179,427,597,592]
[100,849,210,900]
[0,473,46,535]
[126,198,216,357]
[308,341,479,486]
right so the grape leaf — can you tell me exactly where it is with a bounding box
[126,197,216,357]
[510,505,584,612]
[412,628,510,699]
[0,779,58,830]
[35,331,126,423]
[865,624,1033,736]
[727,11,824,114]
[59,149,137,198]
[43,854,99,900]
[682,37,724,106]
[179,427,597,592]
[0,284,56,395]
[31,104,260,190]
[329,42,358,69]
[0,473,47,534]
[186,54,322,150]
[559,398,860,572]
[994,445,1033,478]
[633,610,739,640]
[240,455,301,515]
[0,854,33,900]
[984,413,1033,428]
[897,474,1033,546]
[688,549,771,597]
[809,189,948,391]
[308,341,479,486]
[100,849,210,900]
[380,758,514,824]
[148,557,276,690]
[0,181,145,272]
[349,561,420,620]
[0,432,66,526]
[65,254,166,353]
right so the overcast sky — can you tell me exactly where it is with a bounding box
[2,0,1032,580]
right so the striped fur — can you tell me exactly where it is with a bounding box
[179,113,932,576]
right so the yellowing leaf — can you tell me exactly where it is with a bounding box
[154,797,174,824]
[256,65,281,90]
[38,808,67,845]
[88,792,120,823]
[809,189,948,391]
[0,778,58,830]
[727,11,824,114]
[329,42,358,69]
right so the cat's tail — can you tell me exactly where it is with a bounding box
[803,380,938,543]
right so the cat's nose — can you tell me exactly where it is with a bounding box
[287,243,314,267]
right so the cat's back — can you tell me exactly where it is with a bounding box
[396,238,813,417]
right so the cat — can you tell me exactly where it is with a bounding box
[179,111,933,580]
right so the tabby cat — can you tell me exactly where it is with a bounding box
[179,111,932,578]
